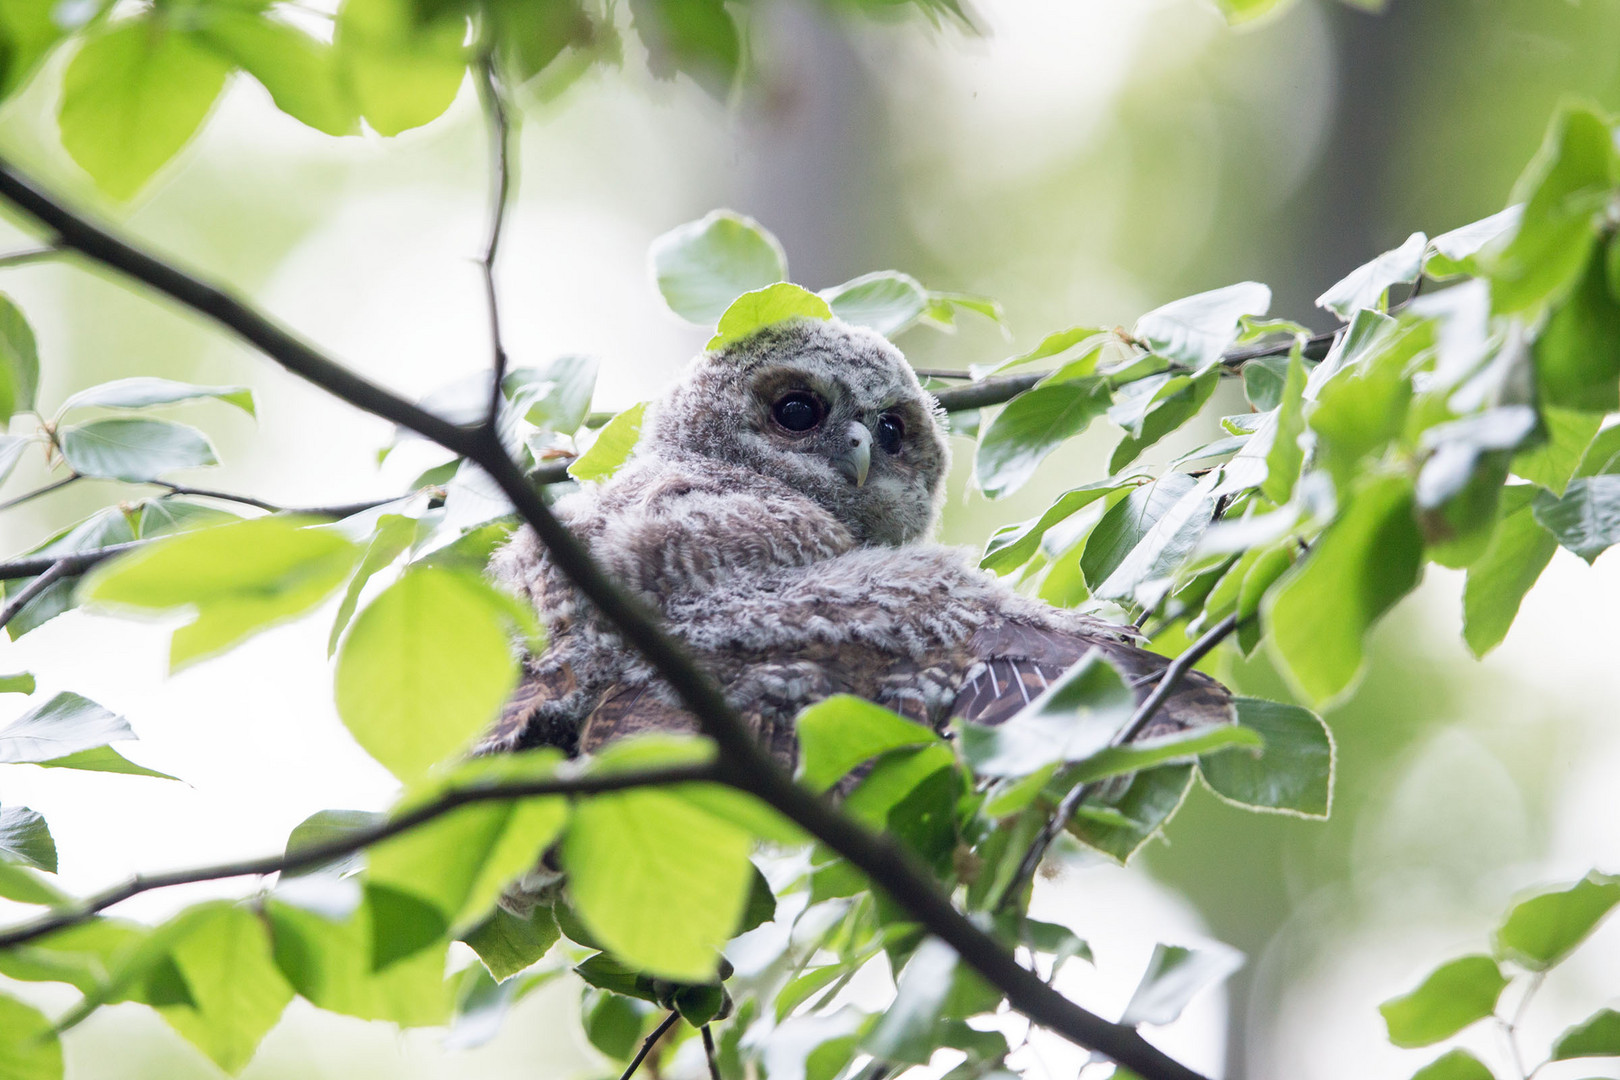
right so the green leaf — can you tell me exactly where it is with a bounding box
[58,417,218,482]
[1416,406,1537,509]
[1261,347,1309,504]
[267,897,452,1026]
[629,0,739,97]
[1409,1048,1496,1080]
[57,19,232,200]
[795,695,941,793]
[1494,871,1620,971]
[1551,1008,1620,1060]
[1242,353,1291,412]
[957,651,1135,777]
[1266,475,1425,705]
[1463,486,1558,657]
[194,10,359,136]
[1307,328,1416,490]
[1316,232,1426,320]
[334,565,520,782]
[842,745,959,872]
[0,805,55,871]
[3,508,136,640]
[1119,942,1243,1026]
[707,284,832,350]
[974,378,1111,499]
[0,993,63,1080]
[562,785,754,982]
[1379,955,1509,1048]
[82,516,361,670]
[0,434,29,486]
[1199,697,1333,817]
[154,903,295,1074]
[1511,407,1602,495]
[1133,281,1270,373]
[460,903,561,982]
[980,480,1127,574]
[0,691,130,763]
[0,0,69,100]
[1211,0,1295,25]
[989,326,1108,376]
[1109,370,1220,475]
[568,402,647,482]
[335,0,466,136]
[0,672,34,695]
[821,272,928,337]
[1533,242,1620,411]
[1020,918,1094,974]
[369,751,568,932]
[1093,471,1218,605]
[864,937,957,1064]
[581,988,647,1061]
[327,513,415,655]
[1531,475,1620,563]
[1069,723,1261,784]
[650,210,787,325]
[0,293,39,420]
[504,354,600,434]
[35,745,180,781]
[1080,471,1200,594]
[0,863,71,909]
[1425,205,1522,280]
[1490,104,1618,314]
[1069,763,1193,863]
[57,377,256,418]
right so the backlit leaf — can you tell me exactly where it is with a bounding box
[1463,485,1557,657]
[267,897,452,1025]
[155,903,294,1074]
[974,378,1111,499]
[0,805,55,872]
[1408,1049,1495,1080]
[335,0,466,136]
[0,993,62,1080]
[1494,871,1620,971]
[1379,955,1508,1048]
[59,418,217,482]
[568,402,646,482]
[707,284,832,350]
[1199,697,1333,817]
[822,271,928,337]
[1533,242,1620,412]
[651,210,787,324]
[195,10,359,136]
[796,695,941,793]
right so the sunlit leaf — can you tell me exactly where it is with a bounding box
[195,9,359,136]
[1511,407,1602,496]
[974,378,1110,499]
[334,565,520,782]
[335,0,466,136]
[1494,871,1620,971]
[57,376,256,418]
[0,992,63,1080]
[1316,232,1426,319]
[1379,955,1508,1048]
[82,517,361,670]
[568,402,646,482]
[821,271,928,337]
[1199,697,1333,817]
[1119,942,1243,1026]
[59,418,218,482]
[154,903,295,1074]
[796,695,941,793]
[707,283,833,349]
[0,805,55,871]
[267,897,452,1025]
[0,672,34,696]
[1133,281,1270,373]
[629,0,739,97]
[562,786,753,982]
[58,18,231,200]
[1068,723,1260,784]
[0,0,70,99]
[461,903,561,982]
[1463,485,1557,657]
[1533,242,1620,412]
[1408,1048,1495,1080]
[327,513,414,655]
[652,210,788,324]
[1093,471,1219,604]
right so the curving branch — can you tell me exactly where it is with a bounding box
[0,540,145,582]
[0,473,80,513]
[0,761,723,951]
[0,153,1211,1080]
[473,50,516,428]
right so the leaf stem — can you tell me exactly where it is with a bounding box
[619,1010,680,1080]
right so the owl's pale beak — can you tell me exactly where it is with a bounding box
[838,422,872,487]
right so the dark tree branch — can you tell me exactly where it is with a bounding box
[474,51,515,429]
[0,153,1210,1080]
[0,473,79,512]
[931,373,1043,412]
[619,1011,681,1080]
[0,541,144,583]
[1002,613,1245,905]
[701,1025,722,1080]
[0,761,723,950]
[0,558,69,631]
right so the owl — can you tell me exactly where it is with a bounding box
[481,318,1230,765]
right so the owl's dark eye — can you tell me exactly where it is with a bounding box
[772,392,824,432]
[875,413,905,455]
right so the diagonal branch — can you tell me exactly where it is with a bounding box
[0,761,723,951]
[0,153,1210,1080]
[0,558,69,631]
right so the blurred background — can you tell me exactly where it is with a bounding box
[2,0,1619,1077]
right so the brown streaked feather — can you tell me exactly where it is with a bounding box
[476,660,582,755]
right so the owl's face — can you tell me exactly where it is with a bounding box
[645,318,950,545]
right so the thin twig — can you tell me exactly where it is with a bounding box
[1001,614,1244,907]
[0,151,1212,1080]
[474,51,515,430]
[701,1024,722,1080]
[151,482,400,519]
[0,245,62,269]
[619,1011,680,1080]
[0,761,722,950]
[0,559,69,631]
[0,473,79,513]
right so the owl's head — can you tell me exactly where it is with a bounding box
[644,318,951,545]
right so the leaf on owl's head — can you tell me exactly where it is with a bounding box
[706,284,832,351]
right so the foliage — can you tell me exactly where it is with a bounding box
[0,5,1617,1080]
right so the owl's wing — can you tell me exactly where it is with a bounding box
[949,618,1233,735]
[475,659,584,756]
